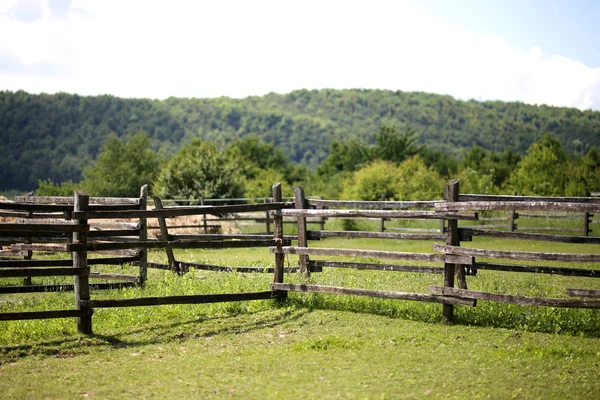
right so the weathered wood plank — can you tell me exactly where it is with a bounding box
[517,213,587,219]
[430,286,600,308]
[153,196,178,274]
[0,256,137,268]
[307,199,442,209]
[73,191,92,334]
[272,183,286,292]
[68,239,291,252]
[269,246,445,262]
[81,291,276,308]
[0,201,73,212]
[0,267,87,277]
[458,194,600,203]
[172,260,300,274]
[89,272,139,282]
[433,243,600,262]
[459,228,600,244]
[88,229,140,238]
[377,227,444,233]
[166,234,298,241]
[16,195,140,205]
[270,283,476,306]
[473,262,600,277]
[443,180,459,323]
[280,209,478,220]
[9,243,68,252]
[566,289,600,298]
[0,282,137,294]
[71,202,295,219]
[437,201,600,212]
[307,230,446,241]
[0,223,87,232]
[516,227,585,233]
[295,186,310,275]
[0,309,93,321]
[309,260,444,274]
[137,185,148,285]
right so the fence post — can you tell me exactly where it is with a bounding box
[319,196,326,231]
[272,183,287,301]
[379,193,386,233]
[73,190,92,334]
[442,180,466,324]
[138,185,148,286]
[201,197,208,233]
[22,210,33,286]
[294,186,310,276]
[509,191,517,232]
[584,188,591,236]
[264,198,271,234]
[153,196,179,275]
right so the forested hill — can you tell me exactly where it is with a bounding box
[1,88,600,190]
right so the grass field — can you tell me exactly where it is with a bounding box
[1,227,600,398]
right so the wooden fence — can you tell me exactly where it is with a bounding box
[269,182,600,324]
[1,181,600,335]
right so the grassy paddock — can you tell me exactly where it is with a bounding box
[1,234,599,398]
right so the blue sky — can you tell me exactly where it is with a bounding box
[420,0,600,68]
[1,0,599,110]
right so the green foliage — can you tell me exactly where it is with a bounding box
[224,135,287,180]
[154,139,244,200]
[83,131,161,197]
[372,125,424,163]
[243,169,293,199]
[343,156,444,201]
[316,139,372,177]
[4,89,600,191]
[36,179,81,196]
[509,134,567,196]
[455,167,498,194]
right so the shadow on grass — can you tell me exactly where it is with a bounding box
[0,307,310,363]
[283,292,600,338]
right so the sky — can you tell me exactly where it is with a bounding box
[1,0,600,110]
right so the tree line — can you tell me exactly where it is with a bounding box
[2,89,600,191]
[35,127,600,201]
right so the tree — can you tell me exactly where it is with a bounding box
[509,134,567,196]
[224,136,287,180]
[372,125,424,164]
[154,139,244,200]
[342,156,444,201]
[83,131,161,197]
[317,138,372,177]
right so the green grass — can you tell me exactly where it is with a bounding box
[1,231,600,398]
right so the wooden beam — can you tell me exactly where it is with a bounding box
[306,199,441,209]
[0,282,137,294]
[280,209,478,220]
[81,291,276,308]
[430,286,600,308]
[433,243,600,262]
[270,283,476,306]
[307,230,445,241]
[459,228,600,244]
[71,202,295,219]
[437,201,600,213]
[309,260,444,274]
[270,246,445,262]
[474,262,600,277]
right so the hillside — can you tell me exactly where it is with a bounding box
[1,89,599,190]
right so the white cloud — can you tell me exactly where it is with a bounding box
[1,0,600,110]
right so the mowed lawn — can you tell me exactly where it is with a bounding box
[1,236,600,399]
